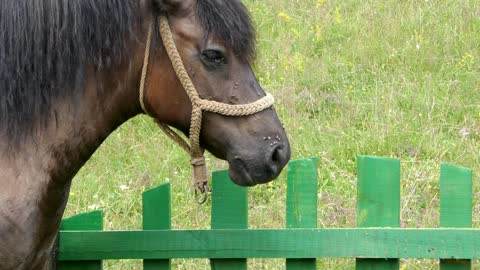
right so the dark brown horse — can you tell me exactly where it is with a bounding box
[0,0,290,269]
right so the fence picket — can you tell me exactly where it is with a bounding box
[286,158,318,270]
[356,156,400,270]
[440,163,472,270]
[143,183,172,270]
[210,170,248,270]
[57,211,103,270]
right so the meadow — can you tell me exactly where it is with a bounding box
[64,0,480,269]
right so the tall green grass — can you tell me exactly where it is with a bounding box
[65,0,480,269]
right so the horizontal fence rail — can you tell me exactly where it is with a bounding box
[59,228,480,260]
[58,156,476,270]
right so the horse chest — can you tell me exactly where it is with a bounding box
[0,163,64,270]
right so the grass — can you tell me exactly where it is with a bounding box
[64,0,480,269]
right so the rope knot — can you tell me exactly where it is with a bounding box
[190,156,208,186]
[190,156,206,167]
[192,97,202,107]
[191,156,209,204]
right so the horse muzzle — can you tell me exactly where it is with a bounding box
[227,135,291,186]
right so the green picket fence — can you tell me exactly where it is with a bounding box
[58,156,476,270]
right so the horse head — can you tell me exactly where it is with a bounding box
[141,0,291,186]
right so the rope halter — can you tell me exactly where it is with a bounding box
[139,16,275,204]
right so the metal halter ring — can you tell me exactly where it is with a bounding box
[194,182,209,204]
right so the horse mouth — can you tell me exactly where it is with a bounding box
[228,157,256,186]
[225,142,291,187]
[227,156,284,187]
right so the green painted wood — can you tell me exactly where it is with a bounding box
[143,184,172,270]
[286,158,318,270]
[58,211,103,270]
[58,228,480,260]
[210,170,248,270]
[440,260,471,270]
[440,163,473,270]
[356,156,400,270]
[60,211,103,231]
[355,259,399,270]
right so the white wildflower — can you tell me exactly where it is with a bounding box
[459,128,470,138]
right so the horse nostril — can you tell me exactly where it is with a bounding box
[266,144,285,174]
[271,145,282,164]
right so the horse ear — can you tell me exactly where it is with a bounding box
[153,0,188,14]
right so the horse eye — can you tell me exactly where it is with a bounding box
[201,50,226,65]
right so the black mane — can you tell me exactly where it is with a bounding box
[0,0,255,145]
[0,0,137,144]
[196,0,256,61]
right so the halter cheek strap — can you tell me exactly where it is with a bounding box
[139,16,274,204]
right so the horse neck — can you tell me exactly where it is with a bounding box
[0,32,146,269]
[34,49,146,215]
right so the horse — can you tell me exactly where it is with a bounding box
[0,0,291,269]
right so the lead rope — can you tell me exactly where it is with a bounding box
[139,16,275,204]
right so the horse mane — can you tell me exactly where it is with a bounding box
[0,0,137,145]
[196,0,256,62]
[0,0,255,145]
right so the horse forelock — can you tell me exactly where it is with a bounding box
[195,0,256,62]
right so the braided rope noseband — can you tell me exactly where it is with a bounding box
[139,16,274,203]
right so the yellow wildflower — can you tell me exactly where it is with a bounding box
[317,0,327,8]
[335,6,343,24]
[278,12,292,23]
[457,53,475,69]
